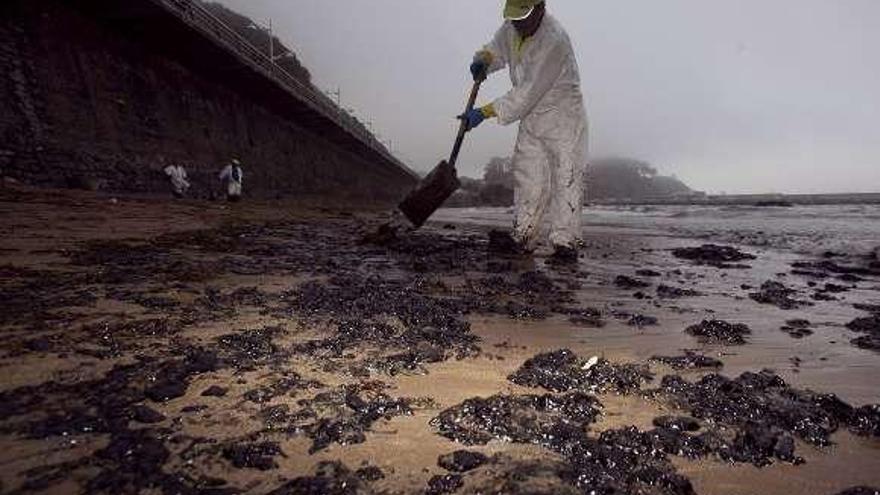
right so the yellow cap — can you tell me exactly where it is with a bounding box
[504,0,543,20]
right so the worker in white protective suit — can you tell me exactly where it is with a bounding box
[218,158,243,202]
[163,163,190,199]
[462,0,588,261]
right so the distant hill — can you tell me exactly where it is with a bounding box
[447,156,695,207]
[587,157,693,201]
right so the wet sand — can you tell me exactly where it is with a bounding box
[0,185,878,494]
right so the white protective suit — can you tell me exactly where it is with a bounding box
[480,13,589,249]
[219,164,243,198]
[164,164,190,197]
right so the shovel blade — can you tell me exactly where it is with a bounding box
[398,160,460,228]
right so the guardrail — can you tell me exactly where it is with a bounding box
[153,0,415,177]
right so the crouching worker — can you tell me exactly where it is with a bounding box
[464,0,589,262]
[219,158,243,202]
[164,163,190,199]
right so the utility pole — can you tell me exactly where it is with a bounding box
[268,18,274,74]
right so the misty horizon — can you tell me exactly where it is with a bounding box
[216,0,880,195]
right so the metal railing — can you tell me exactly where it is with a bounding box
[153,0,415,177]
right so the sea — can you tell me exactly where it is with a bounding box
[434,203,880,259]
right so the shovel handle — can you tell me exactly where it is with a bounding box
[449,79,483,168]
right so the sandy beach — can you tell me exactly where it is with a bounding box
[1,185,878,494]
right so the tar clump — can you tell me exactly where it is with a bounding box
[299,384,416,453]
[846,314,880,352]
[654,369,880,454]
[508,349,653,394]
[653,416,701,432]
[614,275,650,289]
[438,450,490,472]
[289,276,479,370]
[657,284,701,299]
[426,473,464,494]
[566,307,606,328]
[216,326,286,370]
[749,280,812,310]
[685,319,751,345]
[833,488,880,495]
[222,442,284,470]
[651,351,723,370]
[672,244,756,268]
[433,394,695,495]
[781,319,814,338]
[431,392,602,446]
[267,461,374,495]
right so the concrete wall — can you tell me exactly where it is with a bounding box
[0,0,415,201]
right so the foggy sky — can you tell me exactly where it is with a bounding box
[217,0,880,194]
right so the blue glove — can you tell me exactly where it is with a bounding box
[470,60,488,81]
[459,108,485,131]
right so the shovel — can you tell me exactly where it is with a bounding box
[397,79,483,228]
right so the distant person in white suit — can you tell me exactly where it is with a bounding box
[164,163,190,199]
[219,158,243,202]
